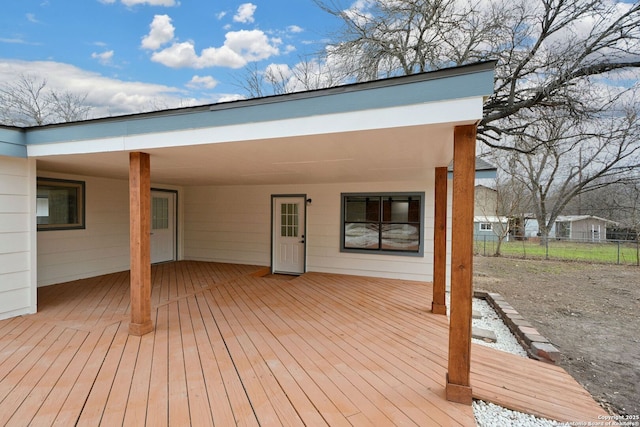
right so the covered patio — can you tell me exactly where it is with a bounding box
[0,261,607,426]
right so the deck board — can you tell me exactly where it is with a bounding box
[0,261,607,426]
[145,304,169,427]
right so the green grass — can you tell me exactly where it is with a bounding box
[474,239,640,265]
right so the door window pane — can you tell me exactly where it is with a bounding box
[152,197,169,230]
[281,203,299,237]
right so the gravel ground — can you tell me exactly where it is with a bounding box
[473,401,561,427]
[472,298,528,357]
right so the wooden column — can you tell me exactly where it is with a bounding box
[432,167,448,315]
[446,124,476,404]
[129,151,153,336]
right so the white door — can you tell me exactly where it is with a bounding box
[272,196,306,275]
[151,191,176,264]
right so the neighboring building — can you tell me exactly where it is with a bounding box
[518,215,616,241]
[554,215,617,241]
[474,184,498,217]
[473,183,509,242]
[474,215,509,242]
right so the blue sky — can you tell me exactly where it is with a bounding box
[0,0,339,117]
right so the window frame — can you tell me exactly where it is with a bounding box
[36,177,86,231]
[479,222,493,231]
[340,192,425,257]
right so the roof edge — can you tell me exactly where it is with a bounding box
[207,60,498,112]
[23,60,497,131]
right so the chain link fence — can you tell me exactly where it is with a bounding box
[474,236,640,265]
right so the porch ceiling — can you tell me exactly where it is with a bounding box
[35,122,456,186]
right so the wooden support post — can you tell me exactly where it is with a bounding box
[432,167,448,315]
[446,124,476,404]
[129,152,153,336]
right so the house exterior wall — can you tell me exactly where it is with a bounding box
[568,219,608,241]
[34,172,436,286]
[474,222,499,242]
[0,156,37,320]
[474,185,498,217]
[37,172,131,286]
[473,218,509,243]
[36,171,184,287]
[184,177,436,281]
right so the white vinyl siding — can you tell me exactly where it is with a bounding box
[34,174,437,286]
[37,173,183,286]
[0,157,37,320]
[36,173,131,286]
[184,178,436,281]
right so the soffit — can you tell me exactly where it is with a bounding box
[35,123,457,186]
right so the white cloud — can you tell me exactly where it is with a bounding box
[123,0,178,6]
[141,14,175,50]
[152,41,247,68]
[0,38,33,45]
[216,11,227,20]
[233,3,256,23]
[187,75,218,89]
[217,93,245,103]
[225,31,280,62]
[0,59,202,117]
[99,0,179,6]
[342,0,376,26]
[288,25,303,34]
[26,13,39,23]
[151,30,280,69]
[265,63,292,80]
[91,50,114,65]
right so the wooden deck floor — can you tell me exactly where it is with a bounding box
[0,261,607,426]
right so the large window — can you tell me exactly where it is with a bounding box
[341,192,424,256]
[37,178,85,231]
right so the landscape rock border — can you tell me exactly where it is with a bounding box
[474,291,561,364]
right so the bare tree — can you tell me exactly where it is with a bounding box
[314,0,640,147]
[502,104,640,246]
[573,174,640,241]
[314,0,640,246]
[494,174,533,255]
[0,74,92,126]
[236,56,350,97]
[566,175,639,222]
[49,91,92,123]
[235,63,273,98]
[615,179,640,265]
